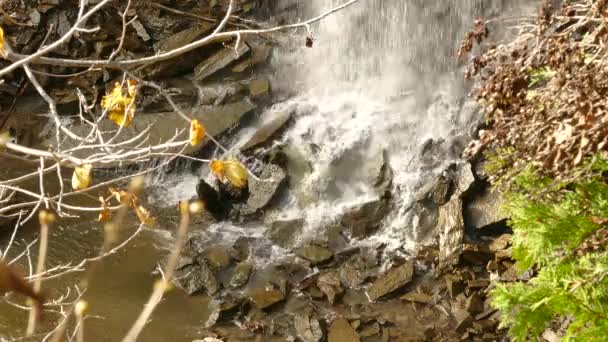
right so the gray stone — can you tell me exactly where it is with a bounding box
[267,218,304,249]
[438,197,464,270]
[339,255,368,289]
[296,245,333,264]
[240,110,291,151]
[229,261,253,288]
[232,42,272,72]
[174,257,219,295]
[317,271,343,304]
[340,198,389,239]
[194,43,250,81]
[466,187,507,230]
[294,315,323,342]
[157,24,214,53]
[239,163,287,216]
[248,288,286,309]
[328,318,360,342]
[366,260,414,301]
[204,247,231,270]
[249,79,270,98]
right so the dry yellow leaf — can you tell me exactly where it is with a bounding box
[0,131,9,147]
[97,196,111,222]
[72,164,92,191]
[189,119,206,146]
[0,27,5,58]
[101,80,137,127]
[109,187,134,205]
[135,205,156,226]
[209,159,248,189]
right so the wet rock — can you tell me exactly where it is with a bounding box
[194,43,250,81]
[339,255,369,289]
[248,288,286,309]
[204,246,232,270]
[317,271,344,304]
[438,197,465,270]
[328,318,360,342]
[240,110,292,151]
[249,79,271,98]
[238,163,287,216]
[415,174,451,205]
[232,42,272,72]
[230,261,253,288]
[296,245,333,264]
[174,257,219,295]
[400,291,433,304]
[340,198,390,239]
[367,260,414,301]
[294,315,323,342]
[267,218,304,249]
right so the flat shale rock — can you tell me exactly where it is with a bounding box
[328,318,360,342]
[296,245,334,264]
[367,260,414,301]
[248,288,286,309]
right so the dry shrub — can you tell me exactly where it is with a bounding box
[461,0,608,180]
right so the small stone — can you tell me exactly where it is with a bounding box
[339,256,368,289]
[294,315,323,342]
[296,245,333,264]
[229,261,253,288]
[489,234,512,252]
[194,43,250,81]
[204,247,231,270]
[473,319,498,332]
[248,288,285,309]
[328,318,360,342]
[240,110,291,151]
[317,271,344,304]
[267,218,304,249]
[367,260,414,301]
[249,79,270,98]
[400,291,433,304]
[467,279,490,289]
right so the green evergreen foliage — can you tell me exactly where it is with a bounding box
[490,155,608,341]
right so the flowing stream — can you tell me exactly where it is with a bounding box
[0,1,532,340]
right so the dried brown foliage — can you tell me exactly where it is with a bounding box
[461,0,608,179]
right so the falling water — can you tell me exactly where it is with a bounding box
[269,0,531,251]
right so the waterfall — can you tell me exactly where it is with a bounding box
[271,0,531,250]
